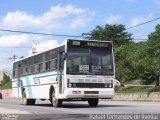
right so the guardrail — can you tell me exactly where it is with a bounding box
[124,84,155,87]
[104,92,160,102]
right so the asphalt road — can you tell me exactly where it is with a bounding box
[0,98,160,120]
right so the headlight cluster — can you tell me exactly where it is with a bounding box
[104,83,113,88]
[67,78,113,88]
[68,83,77,88]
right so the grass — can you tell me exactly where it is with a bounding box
[0,81,12,90]
[115,86,160,93]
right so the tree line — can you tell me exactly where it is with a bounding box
[87,24,160,87]
[1,73,11,86]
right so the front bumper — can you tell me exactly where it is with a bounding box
[63,88,115,99]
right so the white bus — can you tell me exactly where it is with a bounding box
[12,39,115,107]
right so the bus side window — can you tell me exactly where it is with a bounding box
[45,61,51,70]
[13,70,15,78]
[15,69,18,78]
[22,67,25,75]
[50,59,57,70]
[25,67,29,74]
[37,63,43,72]
[29,66,32,74]
[33,65,36,73]
[58,52,65,70]
[35,64,38,73]
[30,65,35,74]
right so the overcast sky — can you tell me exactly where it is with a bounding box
[0,0,160,72]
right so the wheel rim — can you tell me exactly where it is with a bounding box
[52,91,56,105]
[23,91,27,104]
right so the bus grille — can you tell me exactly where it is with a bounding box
[69,83,112,88]
[84,91,99,94]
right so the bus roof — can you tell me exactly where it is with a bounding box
[13,44,65,63]
[13,39,113,63]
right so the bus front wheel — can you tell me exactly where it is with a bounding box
[88,98,99,107]
[51,91,62,107]
[22,90,36,105]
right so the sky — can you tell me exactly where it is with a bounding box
[0,0,160,72]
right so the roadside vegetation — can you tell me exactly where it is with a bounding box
[115,86,160,93]
[0,73,11,90]
[88,24,160,89]
[1,24,160,92]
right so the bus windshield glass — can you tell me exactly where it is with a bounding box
[66,46,114,75]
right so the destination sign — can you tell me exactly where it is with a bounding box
[72,41,80,46]
[87,42,108,47]
[68,40,110,48]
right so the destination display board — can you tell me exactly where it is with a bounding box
[67,39,112,48]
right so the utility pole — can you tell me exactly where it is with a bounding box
[9,55,18,61]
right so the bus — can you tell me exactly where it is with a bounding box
[12,39,115,107]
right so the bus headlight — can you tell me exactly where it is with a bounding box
[104,84,108,88]
[68,83,72,87]
[104,83,113,88]
[73,83,76,87]
[109,84,112,88]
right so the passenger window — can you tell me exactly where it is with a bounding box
[46,61,51,70]
[50,59,57,70]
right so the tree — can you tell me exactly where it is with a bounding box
[148,25,160,86]
[87,24,133,85]
[87,23,160,87]
[132,42,159,85]
[88,24,132,46]
[1,73,11,85]
[148,24,160,42]
[114,42,140,84]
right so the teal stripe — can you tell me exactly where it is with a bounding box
[34,73,63,79]
[26,76,33,98]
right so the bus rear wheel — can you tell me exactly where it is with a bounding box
[22,90,36,105]
[30,99,36,105]
[88,98,99,107]
[51,91,62,107]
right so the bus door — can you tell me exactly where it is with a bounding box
[57,51,65,94]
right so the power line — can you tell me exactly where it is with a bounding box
[0,28,82,37]
[9,55,18,61]
[0,14,160,37]
[127,16,160,29]
[0,47,31,49]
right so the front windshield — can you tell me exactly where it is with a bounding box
[66,46,114,75]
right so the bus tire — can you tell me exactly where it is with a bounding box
[22,90,30,105]
[88,98,99,107]
[49,86,54,104]
[29,99,36,105]
[23,90,36,105]
[51,90,62,107]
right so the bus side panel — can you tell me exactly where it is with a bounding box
[21,71,59,99]
[12,79,23,98]
[12,79,18,98]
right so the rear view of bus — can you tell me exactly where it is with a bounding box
[64,39,115,107]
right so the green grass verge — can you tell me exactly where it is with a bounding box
[115,86,160,93]
[0,81,12,90]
